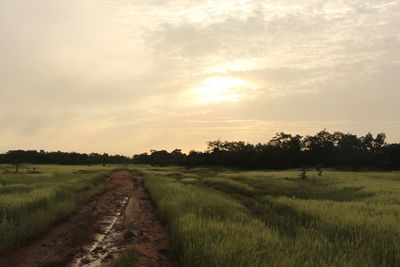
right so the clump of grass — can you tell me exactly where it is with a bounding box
[180,178,199,184]
[202,177,256,196]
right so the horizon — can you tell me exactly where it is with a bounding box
[1,1,399,154]
[1,129,396,158]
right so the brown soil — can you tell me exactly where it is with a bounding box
[0,170,176,267]
[126,178,177,267]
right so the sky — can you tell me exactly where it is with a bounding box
[0,0,399,155]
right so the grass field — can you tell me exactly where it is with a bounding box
[136,166,400,267]
[2,164,399,266]
[0,164,117,251]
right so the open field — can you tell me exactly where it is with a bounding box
[1,164,399,267]
[0,164,117,251]
[137,166,400,267]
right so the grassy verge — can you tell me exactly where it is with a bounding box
[0,164,116,251]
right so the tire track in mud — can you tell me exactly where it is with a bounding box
[0,170,176,267]
[126,178,177,267]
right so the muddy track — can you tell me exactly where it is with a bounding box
[0,170,176,267]
[126,178,177,267]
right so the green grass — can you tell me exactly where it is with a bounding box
[0,164,118,251]
[135,165,400,267]
[113,248,137,267]
[143,174,280,267]
[202,177,256,195]
[181,178,200,184]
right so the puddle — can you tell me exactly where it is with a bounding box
[72,196,130,267]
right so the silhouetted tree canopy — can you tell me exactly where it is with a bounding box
[132,130,400,170]
[0,150,131,165]
[1,130,399,170]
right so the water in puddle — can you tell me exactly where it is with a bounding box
[72,197,129,267]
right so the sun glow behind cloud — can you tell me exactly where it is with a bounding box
[189,76,257,105]
[1,0,400,154]
[206,59,262,73]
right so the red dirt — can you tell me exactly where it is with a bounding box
[0,170,176,267]
[127,178,177,267]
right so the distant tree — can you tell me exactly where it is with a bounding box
[207,140,225,153]
[302,130,336,165]
[269,132,302,152]
[361,133,374,152]
[335,132,361,153]
[374,133,386,149]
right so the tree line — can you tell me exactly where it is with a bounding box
[1,130,400,170]
[133,130,400,170]
[0,150,131,166]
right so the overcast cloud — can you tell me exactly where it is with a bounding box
[0,0,399,154]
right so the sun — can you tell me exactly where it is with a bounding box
[190,76,253,105]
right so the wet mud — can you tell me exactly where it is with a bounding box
[0,170,176,267]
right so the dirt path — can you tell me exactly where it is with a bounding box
[126,178,177,267]
[0,170,176,267]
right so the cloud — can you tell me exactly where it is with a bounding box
[0,0,399,153]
